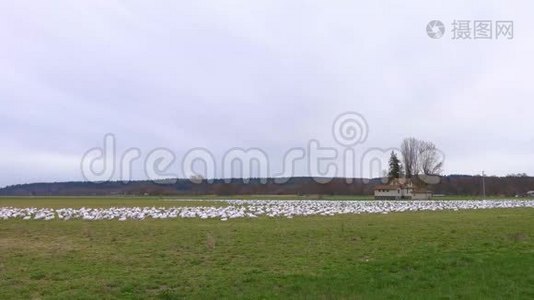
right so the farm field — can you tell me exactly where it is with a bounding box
[0,198,533,299]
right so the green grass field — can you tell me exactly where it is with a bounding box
[1,198,533,299]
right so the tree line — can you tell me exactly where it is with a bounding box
[2,175,533,197]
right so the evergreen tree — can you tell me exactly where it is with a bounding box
[388,151,401,181]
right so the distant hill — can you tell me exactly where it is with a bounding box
[1,175,533,197]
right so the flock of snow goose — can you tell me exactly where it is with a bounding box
[1,200,533,221]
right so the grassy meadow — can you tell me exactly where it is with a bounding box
[0,197,533,299]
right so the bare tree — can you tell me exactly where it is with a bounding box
[400,138,444,178]
[400,137,419,178]
[418,141,443,175]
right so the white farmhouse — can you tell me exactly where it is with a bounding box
[373,184,406,200]
[374,179,432,200]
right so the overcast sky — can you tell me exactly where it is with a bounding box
[1,1,533,187]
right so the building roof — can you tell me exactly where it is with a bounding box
[374,185,401,190]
